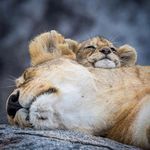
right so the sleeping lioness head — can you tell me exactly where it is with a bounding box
[6,30,79,128]
[76,37,137,68]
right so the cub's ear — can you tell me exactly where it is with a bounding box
[29,30,76,66]
[56,38,78,60]
[65,39,79,54]
[118,44,137,67]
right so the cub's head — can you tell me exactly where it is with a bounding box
[76,37,137,68]
[6,30,78,127]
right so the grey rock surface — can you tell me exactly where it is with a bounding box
[0,124,141,150]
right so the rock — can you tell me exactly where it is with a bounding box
[0,124,141,150]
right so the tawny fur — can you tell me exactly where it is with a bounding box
[6,31,150,149]
[29,30,77,66]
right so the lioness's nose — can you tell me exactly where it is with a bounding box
[100,48,111,55]
[7,91,22,118]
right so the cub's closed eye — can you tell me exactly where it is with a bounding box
[110,47,117,52]
[84,45,96,50]
[120,56,129,60]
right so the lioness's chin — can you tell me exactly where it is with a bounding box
[94,59,117,69]
[29,94,61,129]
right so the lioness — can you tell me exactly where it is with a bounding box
[6,31,150,149]
[76,37,137,68]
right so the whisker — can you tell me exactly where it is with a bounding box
[5,78,15,83]
[5,74,17,85]
[7,74,17,80]
[0,85,16,89]
[109,35,120,45]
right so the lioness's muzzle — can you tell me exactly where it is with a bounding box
[7,91,22,118]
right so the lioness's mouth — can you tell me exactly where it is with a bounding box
[29,87,58,107]
[23,88,57,114]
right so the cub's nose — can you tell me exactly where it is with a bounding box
[7,91,22,118]
[100,48,111,55]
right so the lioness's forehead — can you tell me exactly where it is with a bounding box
[21,64,47,78]
[22,59,67,77]
[80,37,112,48]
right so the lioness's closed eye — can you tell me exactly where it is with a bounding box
[76,37,137,69]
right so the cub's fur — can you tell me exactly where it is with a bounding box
[6,31,150,149]
[76,37,137,68]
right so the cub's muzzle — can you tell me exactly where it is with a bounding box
[100,48,111,55]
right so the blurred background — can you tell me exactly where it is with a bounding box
[0,0,150,123]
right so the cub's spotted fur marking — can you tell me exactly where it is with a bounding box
[76,37,137,68]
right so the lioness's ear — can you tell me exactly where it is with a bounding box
[29,30,64,66]
[118,44,137,67]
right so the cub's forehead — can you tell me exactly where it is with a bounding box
[79,37,113,48]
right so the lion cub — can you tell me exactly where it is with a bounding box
[76,37,137,69]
